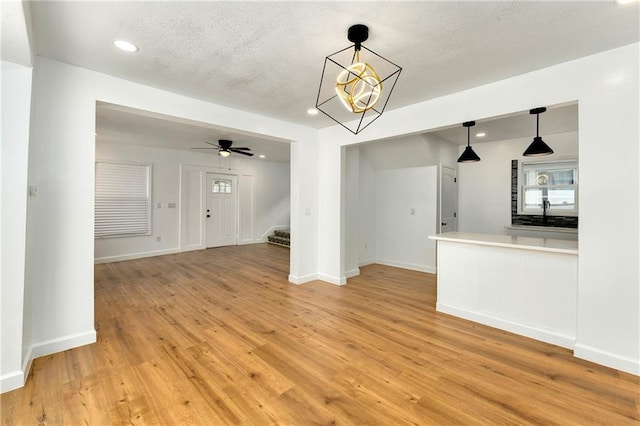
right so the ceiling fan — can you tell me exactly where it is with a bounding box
[192,139,254,157]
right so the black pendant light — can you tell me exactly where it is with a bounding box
[457,121,481,163]
[523,107,554,157]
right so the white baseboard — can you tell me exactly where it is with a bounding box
[288,273,317,285]
[0,370,25,394]
[238,239,266,246]
[345,268,360,278]
[1,331,95,394]
[94,248,180,264]
[31,330,97,359]
[21,345,33,387]
[317,273,346,286]
[574,343,640,376]
[436,302,575,350]
[1,345,34,393]
[288,273,346,286]
[376,259,437,274]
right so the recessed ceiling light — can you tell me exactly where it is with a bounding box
[615,0,638,5]
[475,132,486,138]
[307,108,319,115]
[259,154,266,159]
[113,40,139,52]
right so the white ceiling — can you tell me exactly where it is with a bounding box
[96,102,292,163]
[26,1,638,160]
[430,102,578,145]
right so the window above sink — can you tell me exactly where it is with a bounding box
[518,159,578,217]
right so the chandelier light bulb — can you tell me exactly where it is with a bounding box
[335,51,382,113]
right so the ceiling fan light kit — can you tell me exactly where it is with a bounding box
[191,139,254,157]
[523,107,554,157]
[316,24,402,135]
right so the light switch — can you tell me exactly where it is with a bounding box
[168,202,177,208]
[410,208,415,215]
[156,203,162,209]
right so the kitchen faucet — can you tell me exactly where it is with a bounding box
[542,199,550,224]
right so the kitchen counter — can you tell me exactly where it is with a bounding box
[429,231,578,349]
[429,231,578,254]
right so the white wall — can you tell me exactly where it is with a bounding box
[350,133,457,274]
[1,61,32,393]
[253,161,290,242]
[358,153,376,266]
[458,131,578,235]
[16,56,318,393]
[344,147,360,277]
[94,141,290,262]
[288,138,320,284]
[375,166,438,273]
[359,132,458,170]
[318,43,639,375]
[0,0,35,394]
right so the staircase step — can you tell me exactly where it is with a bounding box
[274,229,290,239]
[268,229,290,248]
[268,235,290,247]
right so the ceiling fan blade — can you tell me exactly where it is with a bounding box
[230,148,254,156]
[191,147,218,150]
[232,147,251,150]
[204,141,220,148]
[218,139,233,149]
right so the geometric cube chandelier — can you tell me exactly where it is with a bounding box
[316,24,402,134]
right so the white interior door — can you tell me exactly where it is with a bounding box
[440,165,458,233]
[206,173,237,248]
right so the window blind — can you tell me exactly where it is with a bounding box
[95,161,151,238]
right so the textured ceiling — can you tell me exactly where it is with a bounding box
[29,1,639,129]
[30,0,639,127]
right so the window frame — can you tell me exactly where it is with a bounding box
[95,160,152,238]
[212,178,233,194]
[517,158,578,217]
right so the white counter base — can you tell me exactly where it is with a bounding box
[430,233,578,350]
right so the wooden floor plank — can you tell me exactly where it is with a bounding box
[2,243,638,425]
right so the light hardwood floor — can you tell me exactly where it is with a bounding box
[2,243,638,425]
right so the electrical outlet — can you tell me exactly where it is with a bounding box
[156,236,161,242]
[410,208,415,215]
[156,202,162,209]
